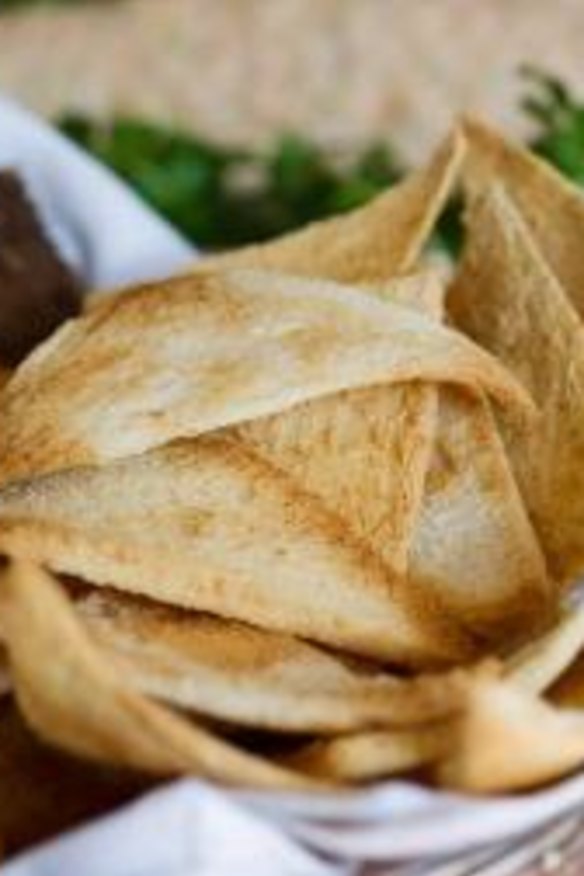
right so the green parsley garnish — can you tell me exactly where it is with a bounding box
[58,114,402,249]
[56,69,584,251]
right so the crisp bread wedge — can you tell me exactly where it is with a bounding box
[238,272,443,579]
[462,116,584,321]
[507,604,584,695]
[436,670,584,793]
[0,436,474,665]
[193,134,459,577]
[244,272,550,648]
[205,169,447,605]
[409,388,552,644]
[86,134,458,585]
[449,183,584,583]
[0,560,313,790]
[197,130,465,284]
[74,588,465,733]
[241,383,437,578]
[0,268,531,486]
[356,281,549,648]
[0,272,503,666]
[284,723,453,782]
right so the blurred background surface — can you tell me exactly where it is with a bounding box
[1,0,584,160]
[1,0,584,252]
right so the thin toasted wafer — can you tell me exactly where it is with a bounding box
[242,382,438,578]
[0,283,476,669]
[238,272,444,580]
[462,115,584,320]
[379,275,550,647]
[193,135,456,581]
[449,182,584,583]
[75,588,465,733]
[0,560,313,789]
[507,604,584,694]
[409,388,551,644]
[197,131,465,284]
[384,275,555,646]
[285,723,452,782]
[436,671,584,793]
[199,135,454,581]
[246,274,549,647]
[0,437,474,665]
[386,279,550,645]
[0,269,532,486]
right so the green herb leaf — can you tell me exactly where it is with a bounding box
[57,114,403,249]
[57,69,584,254]
[522,67,584,183]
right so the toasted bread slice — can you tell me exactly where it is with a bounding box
[0,268,531,486]
[449,183,584,583]
[285,723,452,782]
[240,381,437,578]
[0,560,312,789]
[409,388,552,644]
[507,604,584,695]
[0,436,474,665]
[462,116,584,320]
[195,134,454,584]
[74,588,464,733]
[241,271,550,649]
[238,272,443,581]
[436,670,584,792]
[375,273,551,646]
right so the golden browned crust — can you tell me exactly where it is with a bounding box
[0,268,532,487]
[436,670,584,793]
[0,436,475,665]
[0,560,314,790]
[463,115,584,321]
[75,588,466,733]
[450,181,584,584]
[285,722,453,781]
[409,388,552,645]
[1,121,578,795]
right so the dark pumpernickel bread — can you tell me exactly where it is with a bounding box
[0,171,82,365]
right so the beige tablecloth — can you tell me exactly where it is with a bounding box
[1,0,584,160]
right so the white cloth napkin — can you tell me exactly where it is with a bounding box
[2,782,343,876]
[2,95,584,875]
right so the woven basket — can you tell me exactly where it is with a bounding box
[359,810,584,875]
